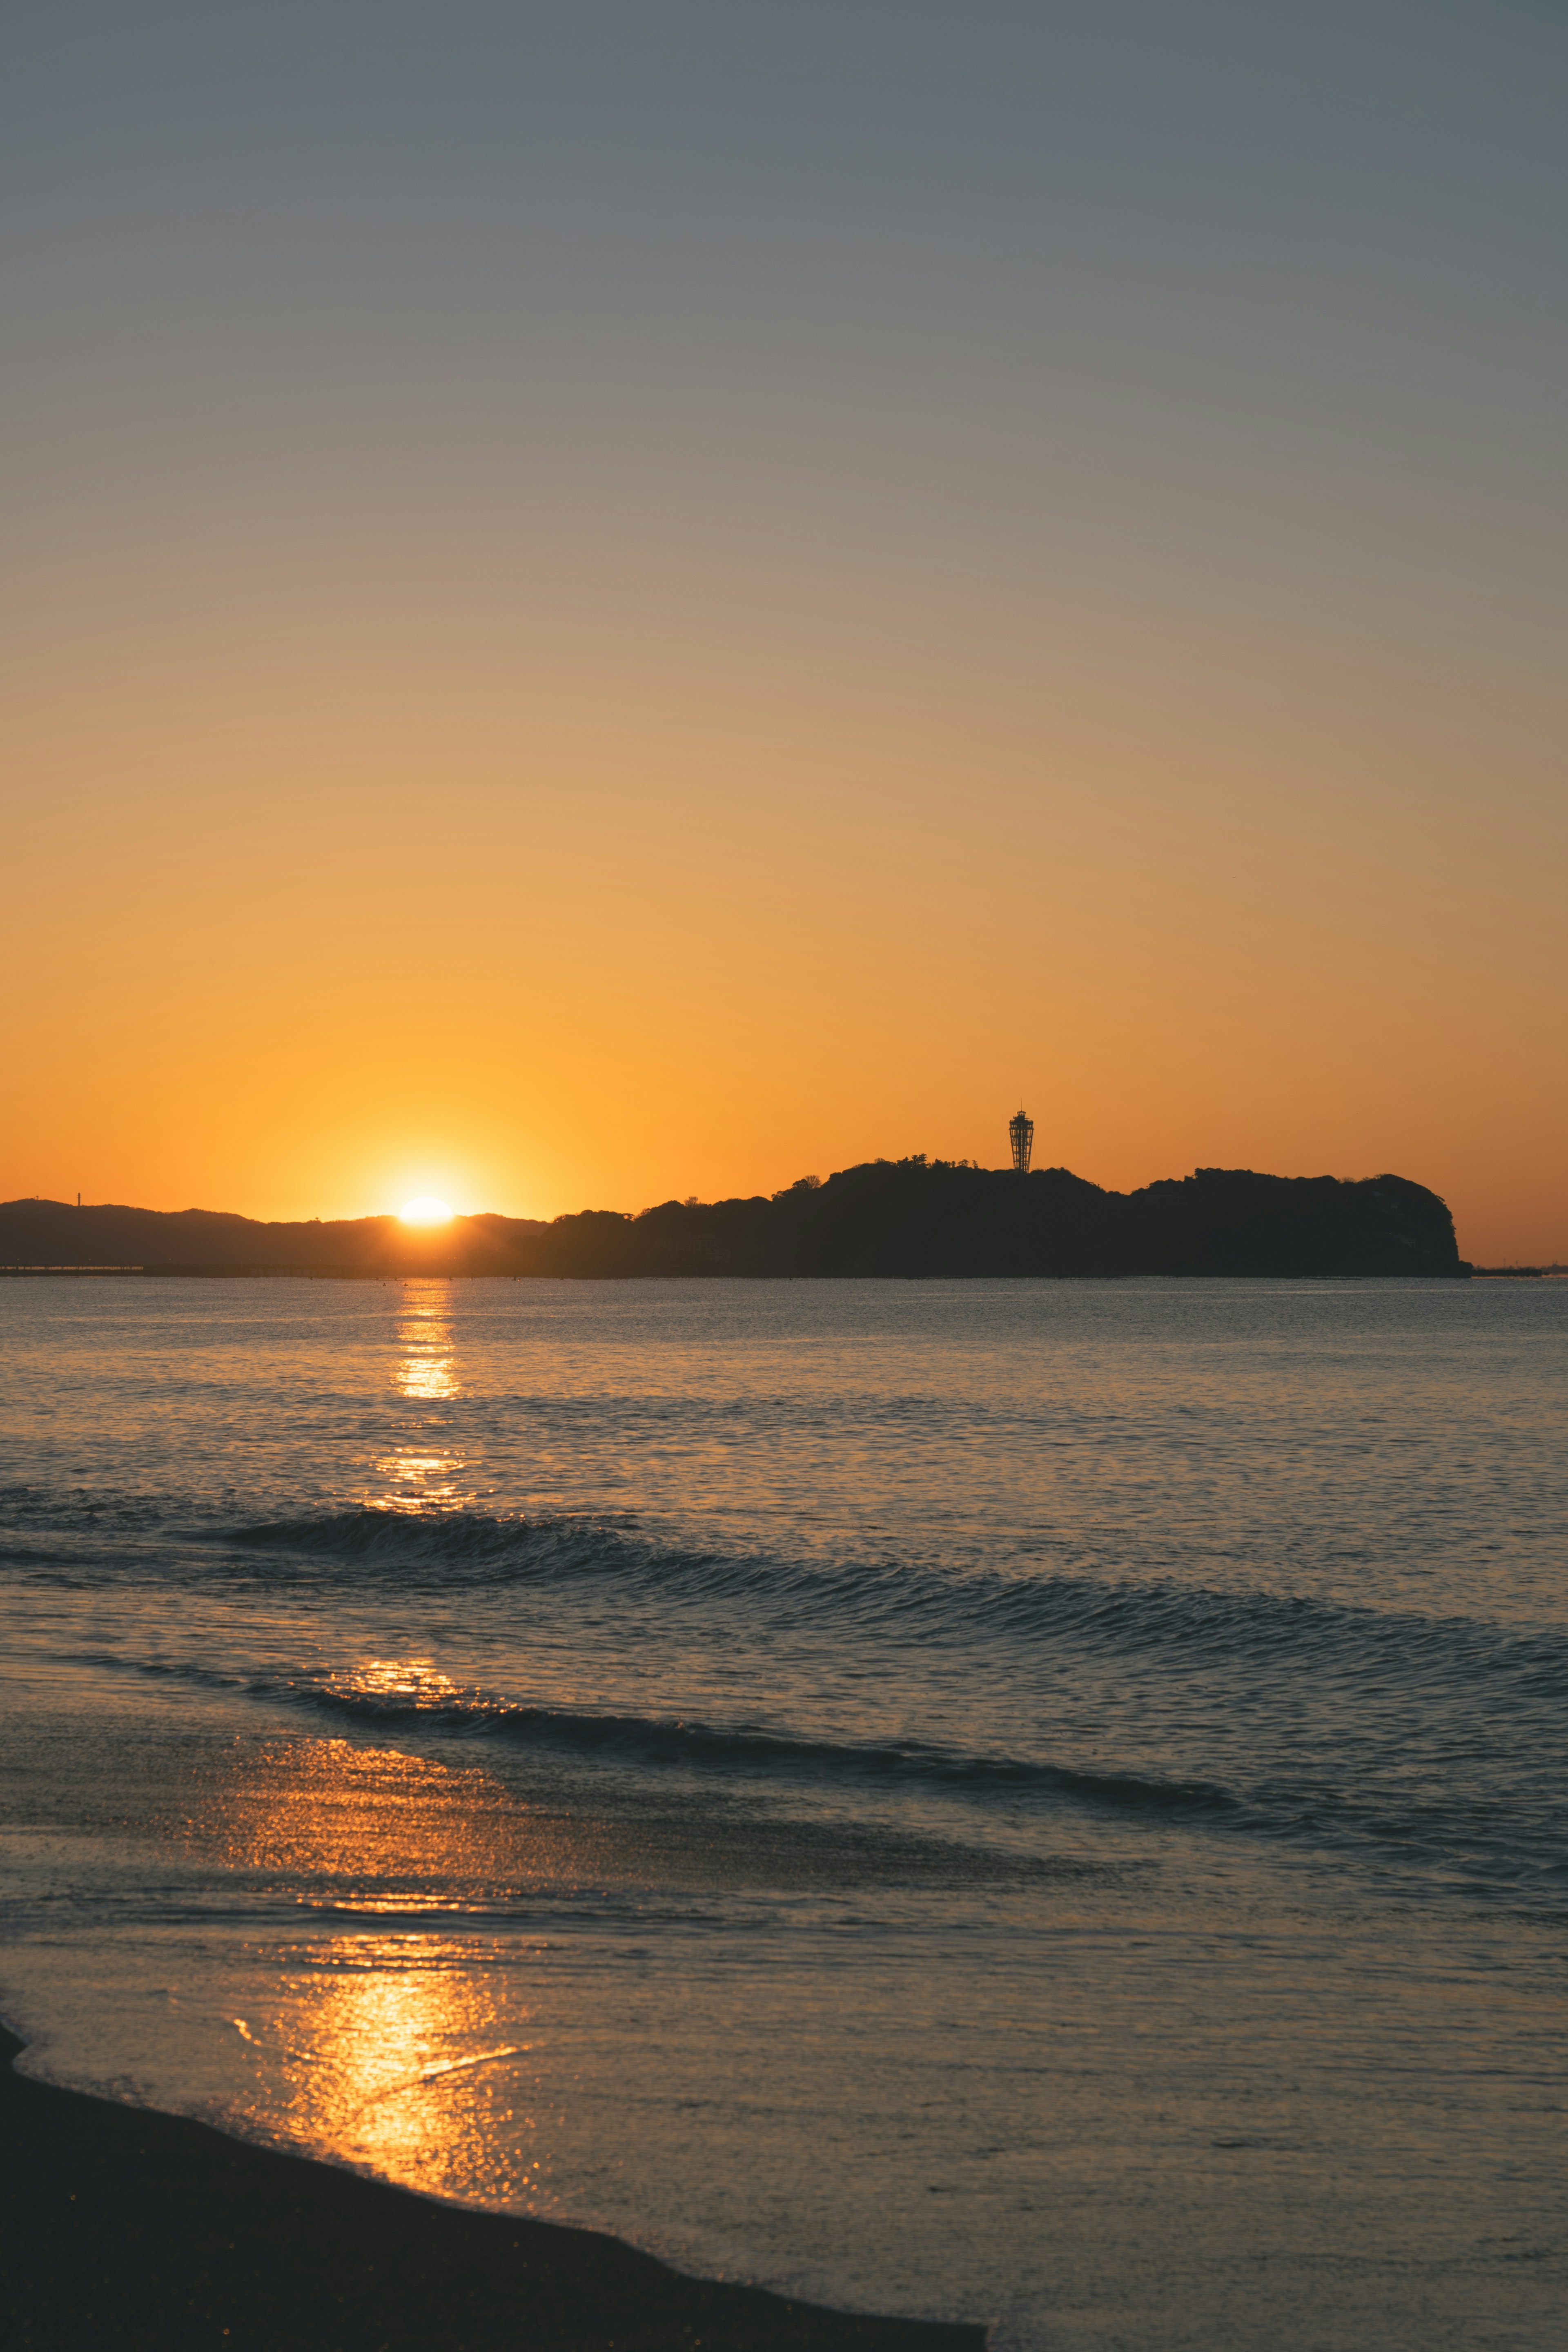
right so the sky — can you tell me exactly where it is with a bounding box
[4,2,1564,1258]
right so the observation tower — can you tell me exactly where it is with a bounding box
[1009,1108,1034,1175]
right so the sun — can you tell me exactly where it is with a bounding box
[399,1195,454,1225]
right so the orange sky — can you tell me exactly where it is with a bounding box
[5,6,1564,1262]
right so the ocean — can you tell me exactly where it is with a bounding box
[1,1273,1564,2349]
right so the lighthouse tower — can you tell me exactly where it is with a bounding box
[1009,1109,1034,1176]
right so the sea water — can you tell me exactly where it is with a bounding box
[0,1274,1564,2350]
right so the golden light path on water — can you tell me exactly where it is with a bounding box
[187,1729,600,2209]
[238,1933,544,2205]
[225,1291,520,2198]
[395,1288,460,1407]
[381,1281,464,1505]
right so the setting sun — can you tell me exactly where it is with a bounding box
[399,1196,453,1226]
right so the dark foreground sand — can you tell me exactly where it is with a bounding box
[1,2027,984,2352]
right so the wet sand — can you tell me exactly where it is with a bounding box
[0,2026,983,2352]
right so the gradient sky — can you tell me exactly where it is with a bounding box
[4,2,1564,1257]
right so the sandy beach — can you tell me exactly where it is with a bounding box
[1,2025,982,2352]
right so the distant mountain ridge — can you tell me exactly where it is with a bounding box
[1,1160,1468,1278]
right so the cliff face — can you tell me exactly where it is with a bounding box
[1,1163,1466,1278]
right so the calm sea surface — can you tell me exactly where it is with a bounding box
[1,1275,1564,2349]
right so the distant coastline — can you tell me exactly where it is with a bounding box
[1,1160,1470,1279]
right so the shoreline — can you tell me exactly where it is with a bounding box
[0,1265,1486,1281]
[1,2024,984,2352]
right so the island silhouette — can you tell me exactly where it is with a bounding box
[1,1160,1468,1278]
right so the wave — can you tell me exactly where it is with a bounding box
[69,1647,1568,1893]
[297,1677,1240,1818]
[218,1507,1568,1705]
[266,1677,1568,1893]
[8,1489,1568,1711]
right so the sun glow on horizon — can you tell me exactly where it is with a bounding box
[399,1196,454,1225]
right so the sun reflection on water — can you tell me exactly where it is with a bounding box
[174,1737,585,2205]
[174,1733,636,1910]
[371,1280,469,1508]
[395,1283,460,1403]
[330,1657,462,1707]
[183,1738,511,1880]
[252,1933,551,2205]
[375,1452,466,1510]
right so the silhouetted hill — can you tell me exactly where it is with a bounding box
[1,1162,1467,1278]
[0,1200,548,1277]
